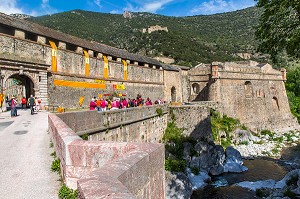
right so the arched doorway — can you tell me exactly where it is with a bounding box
[171,86,176,102]
[4,74,35,101]
[272,97,279,110]
[192,83,200,94]
[245,81,253,97]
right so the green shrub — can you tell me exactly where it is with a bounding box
[191,167,200,175]
[273,136,284,143]
[221,137,232,148]
[284,188,296,199]
[286,175,298,186]
[165,158,186,172]
[49,141,54,148]
[260,130,274,138]
[156,108,163,117]
[256,188,270,197]
[51,159,61,173]
[58,184,78,199]
[253,140,264,145]
[163,121,184,144]
[50,151,56,158]
[239,141,249,145]
[210,109,243,148]
[80,134,89,140]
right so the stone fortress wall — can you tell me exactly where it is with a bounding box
[0,13,187,108]
[1,12,299,199]
[189,61,299,132]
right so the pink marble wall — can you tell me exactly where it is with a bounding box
[48,114,165,198]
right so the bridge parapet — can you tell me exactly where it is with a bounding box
[57,104,168,142]
[48,113,165,198]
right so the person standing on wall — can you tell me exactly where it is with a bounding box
[29,95,35,115]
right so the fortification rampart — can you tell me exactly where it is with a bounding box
[189,61,299,132]
[57,105,168,142]
[0,32,168,108]
[48,113,165,198]
[169,104,213,140]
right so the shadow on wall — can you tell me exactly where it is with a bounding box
[193,84,209,101]
[189,117,213,141]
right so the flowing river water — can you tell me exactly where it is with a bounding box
[191,144,300,199]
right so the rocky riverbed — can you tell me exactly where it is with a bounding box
[166,129,300,199]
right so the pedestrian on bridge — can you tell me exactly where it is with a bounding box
[29,95,35,115]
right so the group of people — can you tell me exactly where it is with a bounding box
[10,95,42,117]
[89,94,165,111]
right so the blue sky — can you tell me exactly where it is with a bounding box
[0,0,256,17]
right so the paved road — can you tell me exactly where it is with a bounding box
[0,110,60,199]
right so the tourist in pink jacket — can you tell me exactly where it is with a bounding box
[89,98,96,110]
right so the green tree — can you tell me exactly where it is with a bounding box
[286,67,300,122]
[255,0,300,62]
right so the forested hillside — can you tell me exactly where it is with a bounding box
[28,7,262,66]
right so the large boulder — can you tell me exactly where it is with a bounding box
[234,129,260,144]
[165,171,193,199]
[182,142,193,164]
[186,168,211,190]
[224,147,248,173]
[274,169,300,195]
[208,145,225,175]
[194,141,209,153]
[225,146,243,164]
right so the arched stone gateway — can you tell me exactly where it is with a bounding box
[0,57,49,107]
[4,73,35,100]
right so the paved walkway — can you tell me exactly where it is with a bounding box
[0,109,60,199]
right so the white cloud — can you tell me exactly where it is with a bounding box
[39,0,58,15]
[124,0,174,13]
[94,0,102,9]
[191,0,256,15]
[0,0,23,14]
[110,10,119,14]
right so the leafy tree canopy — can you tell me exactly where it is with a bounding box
[255,0,300,62]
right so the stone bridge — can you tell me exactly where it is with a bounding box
[48,104,212,198]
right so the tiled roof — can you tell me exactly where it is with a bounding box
[0,12,162,66]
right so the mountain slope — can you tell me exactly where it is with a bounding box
[28,7,262,66]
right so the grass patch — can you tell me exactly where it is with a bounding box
[260,130,275,139]
[156,108,163,117]
[256,188,270,198]
[239,141,249,145]
[51,159,61,173]
[210,109,244,148]
[58,184,78,199]
[165,158,186,172]
[286,175,298,186]
[50,151,56,158]
[284,188,297,199]
[80,134,89,140]
[253,140,264,145]
[273,136,284,143]
[191,167,200,175]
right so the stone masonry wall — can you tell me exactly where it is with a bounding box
[48,113,165,198]
[57,105,168,143]
[216,77,299,131]
[212,63,299,132]
[163,70,183,102]
[0,34,165,108]
[169,105,213,141]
